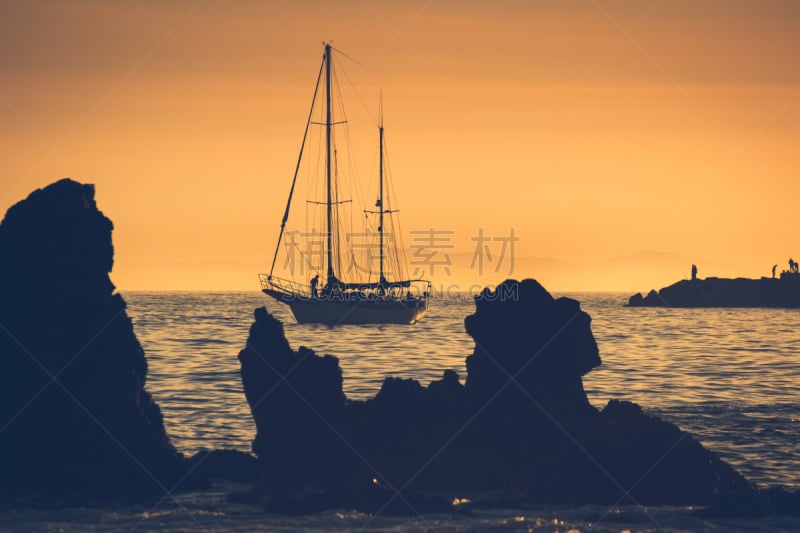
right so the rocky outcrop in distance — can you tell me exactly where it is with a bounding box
[0,179,187,498]
[628,276,800,308]
[239,278,791,514]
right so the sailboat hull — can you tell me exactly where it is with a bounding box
[263,289,427,325]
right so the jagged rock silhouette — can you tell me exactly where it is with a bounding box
[239,279,765,512]
[0,179,184,498]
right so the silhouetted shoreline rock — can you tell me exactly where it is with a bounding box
[628,276,800,308]
[0,179,187,499]
[465,281,599,420]
[239,279,798,515]
[186,449,261,484]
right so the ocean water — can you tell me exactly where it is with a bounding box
[4,291,800,532]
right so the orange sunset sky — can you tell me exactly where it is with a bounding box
[1,0,799,292]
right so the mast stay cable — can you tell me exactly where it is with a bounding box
[268,53,325,280]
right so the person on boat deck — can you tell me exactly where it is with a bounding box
[773,264,778,278]
[691,264,697,281]
[310,274,319,298]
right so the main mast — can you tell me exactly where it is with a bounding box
[378,102,386,288]
[324,43,335,282]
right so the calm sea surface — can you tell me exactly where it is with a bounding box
[129,291,800,491]
[5,291,799,532]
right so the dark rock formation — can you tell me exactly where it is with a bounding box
[186,449,261,484]
[465,280,600,419]
[0,179,185,498]
[628,276,800,307]
[239,278,764,513]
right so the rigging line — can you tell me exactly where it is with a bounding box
[330,45,361,65]
[331,60,369,234]
[269,56,325,279]
[334,148,344,278]
[331,85,358,280]
[305,104,317,236]
[293,239,325,279]
[343,122,368,223]
[394,214,408,280]
[277,227,321,280]
[305,91,324,256]
[312,102,325,234]
[337,51,379,128]
[383,136,410,279]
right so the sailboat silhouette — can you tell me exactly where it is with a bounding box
[259,43,431,325]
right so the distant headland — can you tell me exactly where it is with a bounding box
[628,264,800,308]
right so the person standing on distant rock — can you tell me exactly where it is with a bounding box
[773,264,778,278]
[691,264,698,281]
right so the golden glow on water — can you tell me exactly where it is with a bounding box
[127,291,800,490]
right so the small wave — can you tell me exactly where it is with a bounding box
[182,338,233,345]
